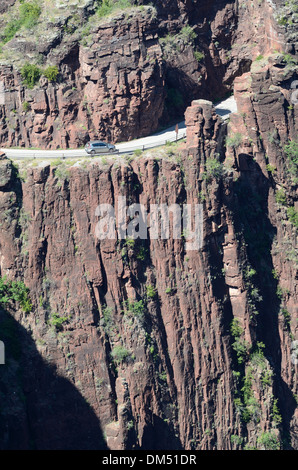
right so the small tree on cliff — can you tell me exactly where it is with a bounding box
[20,63,42,89]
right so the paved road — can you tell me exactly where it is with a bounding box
[1,96,237,160]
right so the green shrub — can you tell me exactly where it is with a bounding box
[44,65,59,82]
[282,53,297,65]
[275,189,287,205]
[0,276,32,313]
[230,435,243,447]
[241,368,253,403]
[257,432,280,450]
[97,0,115,17]
[277,16,288,26]
[20,63,42,88]
[1,2,41,44]
[136,245,148,261]
[232,339,250,364]
[101,306,115,333]
[284,140,298,180]
[280,307,291,329]
[261,369,272,387]
[19,2,41,29]
[287,206,298,228]
[125,238,136,249]
[230,319,249,364]
[160,25,197,59]
[266,163,276,174]
[203,158,226,182]
[276,285,286,300]
[22,101,31,113]
[226,132,243,149]
[2,21,22,44]
[55,165,70,186]
[49,312,69,331]
[230,318,243,338]
[250,342,265,364]
[124,300,145,320]
[194,50,204,62]
[244,396,261,423]
[111,345,130,364]
[272,399,282,425]
[245,267,257,279]
[146,285,156,299]
[180,25,197,43]
[97,0,136,18]
[158,371,167,382]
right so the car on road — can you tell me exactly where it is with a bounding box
[85,141,118,155]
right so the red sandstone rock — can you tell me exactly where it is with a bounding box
[0,0,297,452]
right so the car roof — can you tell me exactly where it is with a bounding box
[89,141,107,144]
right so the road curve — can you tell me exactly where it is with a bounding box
[1,96,237,160]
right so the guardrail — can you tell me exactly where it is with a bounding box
[6,132,187,160]
[9,151,85,160]
[117,132,187,154]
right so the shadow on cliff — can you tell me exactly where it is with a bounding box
[231,155,297,448]
[0,305,108,450]
[141,415,182,450]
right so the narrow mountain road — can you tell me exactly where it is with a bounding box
[1,96,237,160]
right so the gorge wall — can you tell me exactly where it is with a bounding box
[0,0,297,451]
[0,0,291,149]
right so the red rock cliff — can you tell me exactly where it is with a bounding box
[0,83,297,449]
[0,0,287,149]
[0,0,297,451]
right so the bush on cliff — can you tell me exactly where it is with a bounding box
[97,0,138,18]
[287,206,298,229]
[230,318,250,364]
[111,345,130,364]
[2,22,21,44]
[226,132,243,149]
[257,432,281,450]
[48,312,69,331]
[275,189,287,206]
[19,2,41,29]
[202,157,226,182]
[20,64,59,88]
[284,140,298,182]
[0,276,32,313]
[160,26,197,59]
[44,65,59,82]
[1,1,41,45]
[124,299,145,321]
[20,63,42,88]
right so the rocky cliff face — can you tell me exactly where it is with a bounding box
[0,5,166,148]
[0,85,297,450]
[0,0,297,451]
[0,0,286,149]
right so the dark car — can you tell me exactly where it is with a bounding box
[85,141,118,155]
